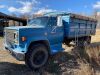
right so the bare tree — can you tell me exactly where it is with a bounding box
[93,9,100,29]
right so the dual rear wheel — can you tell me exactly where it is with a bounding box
[77,36,91,47]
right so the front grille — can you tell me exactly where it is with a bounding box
[5,29,16,47]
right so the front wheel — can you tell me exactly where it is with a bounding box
[25,44,49,70]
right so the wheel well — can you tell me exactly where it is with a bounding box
[80,36,91,40]
[27,40,50,53]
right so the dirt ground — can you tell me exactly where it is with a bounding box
[0,30,100,75]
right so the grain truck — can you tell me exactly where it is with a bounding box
[4,12,97,70]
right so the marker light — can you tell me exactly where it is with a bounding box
[21,37,26,41]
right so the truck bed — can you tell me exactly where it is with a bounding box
[62,13,97,38]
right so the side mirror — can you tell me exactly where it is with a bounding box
[57,16,63,27]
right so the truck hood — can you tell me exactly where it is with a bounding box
[5,26,45,30]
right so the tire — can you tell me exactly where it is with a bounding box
[77,40,84,47]
[77,37,91,47]
[82,37,91,46]
[25,44,49,70]
[86,36,91,44]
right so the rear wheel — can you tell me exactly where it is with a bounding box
[77,36,91,47]
[86,36,91,44]
[25,44,49,70]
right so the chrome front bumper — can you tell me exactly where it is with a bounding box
[5,47,25,61]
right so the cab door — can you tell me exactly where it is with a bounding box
[46,17,64,45]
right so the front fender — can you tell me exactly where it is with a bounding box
[23,36,50,53]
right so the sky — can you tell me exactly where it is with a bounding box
[0,0,100,16]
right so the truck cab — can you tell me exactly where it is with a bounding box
[4,16,64,70]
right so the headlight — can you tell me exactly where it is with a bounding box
[14,32,19,44]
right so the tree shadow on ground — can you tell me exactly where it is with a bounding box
[0,62,35,75]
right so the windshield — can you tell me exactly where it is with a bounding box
[28,17,49,26]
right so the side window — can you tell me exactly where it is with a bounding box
[57,16,62,27]
[48,17,57,27]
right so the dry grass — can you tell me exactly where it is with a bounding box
[0,37,3,39]
[74,60,95,75]
[75,29,100,75]
[85,45,100,66]
[88,29,100,66]
[92,29,100,43]
[67,29,100,75]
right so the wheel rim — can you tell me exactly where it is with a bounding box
[84,41,88,46]
[33,50,46,66]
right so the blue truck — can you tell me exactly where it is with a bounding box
[4,12,97,70]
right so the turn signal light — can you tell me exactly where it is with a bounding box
[21,37,26,41]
